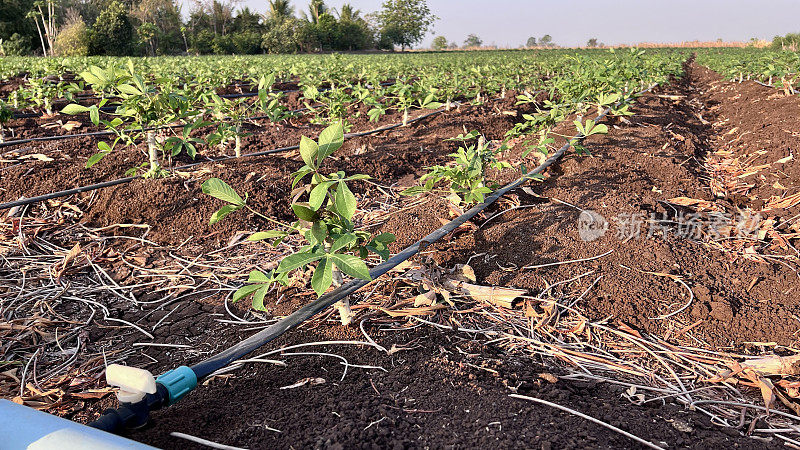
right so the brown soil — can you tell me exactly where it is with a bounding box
[2,98,529,254]
[696,67,800,219]
[421,63,800,348]
[129,327,768,450]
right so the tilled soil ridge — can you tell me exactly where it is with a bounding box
[427,62,800,349]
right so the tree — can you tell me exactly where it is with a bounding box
[586,37,598,48]
[375,0,437,50]
[313,12,338,49]
[305,0,326,24]
[1,33,31,55]
[337,3,360,22]
[267,0,292,21]
[334,4,372,51]
[526,36,536,47]
[87,0,134,55]
[1,0,38,54]
[131,0,183,55]
[463,33,481,48]
[137,22,157,55]
[539,34,552,47]
[261,17,301,53]
[27,0,58,56]
[190,0,238,36]
[232,7,262,33]
[431,35,446,50]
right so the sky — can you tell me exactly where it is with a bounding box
[215,0,800,48]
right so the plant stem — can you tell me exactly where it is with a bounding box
[243,204,297,231]
[334,297,352,326]
[402,108,409,127]
[235,124,242,158]
[326,242,352,326]
[146,131,161,177]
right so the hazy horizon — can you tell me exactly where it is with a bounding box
[189,0,800,48]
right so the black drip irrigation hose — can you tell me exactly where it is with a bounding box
[0,104,311,149]
[86,84,657,435]
[0,107,450,212]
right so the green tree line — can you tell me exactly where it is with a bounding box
[0,0,437,56]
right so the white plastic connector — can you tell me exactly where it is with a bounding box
[106,364,157,403]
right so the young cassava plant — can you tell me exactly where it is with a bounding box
[403,131,511,207]
[202,122,395,325]
[62,61,206,177]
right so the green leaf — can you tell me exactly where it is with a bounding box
[278,251,325,272]
[97,141,112,153]
[299,136,318,168]
[89,106,100,125]
[345,174,371,181]
[233,284,262,303]
[252,286,268,311]
[292,166,315,189]
[210,204,240,225]
[310,220,327,245]
[374,233,395,244]
[248,230,287,241]
[316,122,344,164]
[331,233,357,252]
[247,270,271,283]
[329,253,371,281]
[117,84,142,96]
[309,180,334,211]
[311,257,333,296]
[85,151,109,168]
[334,181,357,220]
[60,104,89,115]
[202,178,245,206]
[291,203,317,221]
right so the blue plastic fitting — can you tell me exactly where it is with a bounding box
[156,366,198,405]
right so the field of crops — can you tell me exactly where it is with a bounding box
[2,47,800,448]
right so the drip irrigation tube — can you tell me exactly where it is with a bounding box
[0,107,450,212]
[0,105,310,149]
[86,83,657,436]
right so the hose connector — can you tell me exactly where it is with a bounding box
[157,366,198,405]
